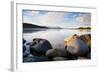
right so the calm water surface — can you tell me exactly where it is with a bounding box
[23,29,91,49]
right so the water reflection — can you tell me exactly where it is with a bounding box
[77,29,91,32]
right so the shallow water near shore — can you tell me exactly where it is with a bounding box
[23,29,90,49]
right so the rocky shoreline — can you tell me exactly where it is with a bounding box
[23,34,91,62]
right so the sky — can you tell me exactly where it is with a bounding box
[22,10,91,28]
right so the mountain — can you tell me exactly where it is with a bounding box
[23,23,48,28]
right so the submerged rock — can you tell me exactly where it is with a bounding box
[52,57,67,61]
[23,54,50,62]
[23,54,33,62]
[64,34,89,56]
[46,48,67,57]
[31,56,50,62]
[86,52,91,59]
[78,56,87,60]
[30,38,52,56]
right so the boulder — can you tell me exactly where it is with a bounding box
[30,38,52,56]
[64,34,89,56]
[46,48,67,57]
[79,34,91,49]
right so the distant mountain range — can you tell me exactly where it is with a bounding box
[23,23,91,29]
[23,23,62,29]
[23,23,48,28]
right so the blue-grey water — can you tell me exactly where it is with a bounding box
[23,29,91,49]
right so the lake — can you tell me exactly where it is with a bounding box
[23,29,91,49]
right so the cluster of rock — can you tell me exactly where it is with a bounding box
[23,34,91,62]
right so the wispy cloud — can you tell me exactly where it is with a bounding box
[37,12,66,27]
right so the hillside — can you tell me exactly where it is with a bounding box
[77,27,91,29]
[23,23,48,28]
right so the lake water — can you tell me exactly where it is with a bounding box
[23,29,91,49]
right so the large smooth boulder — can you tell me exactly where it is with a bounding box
[46,48,67,57]
[64,34,89,56]
[30,38,52,56]
[79,34,91,50]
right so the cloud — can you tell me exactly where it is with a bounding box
[36,12,66,26]
[76,13,91,25]
[31,11,39,15]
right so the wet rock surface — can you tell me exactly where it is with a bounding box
[52,57,68,61]
[66,38,89,56]
[23,54,50,62]
[46,48,67,57]
[64,34,91,59]
[30,38,52,56]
